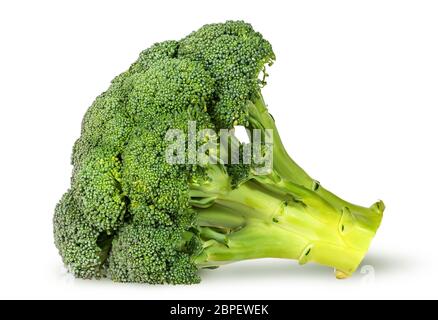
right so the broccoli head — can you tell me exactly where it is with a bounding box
[54,20,384,284]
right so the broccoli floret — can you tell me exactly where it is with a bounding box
[108,210,199,284]
[54,20,384,284]
[178,21,275,128]
[72,148,126,233]
[53,190,110,278]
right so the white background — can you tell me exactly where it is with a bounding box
[1,0,437,300]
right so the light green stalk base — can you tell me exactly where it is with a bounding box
[194,180,384,277]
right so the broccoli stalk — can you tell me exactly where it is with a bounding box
[188,164,383,278]
[247,95,384,221]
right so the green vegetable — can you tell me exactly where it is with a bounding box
[54,21,384,284]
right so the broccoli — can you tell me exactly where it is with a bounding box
[54,21,384,284]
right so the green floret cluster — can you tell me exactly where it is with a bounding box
[54,21,384,284]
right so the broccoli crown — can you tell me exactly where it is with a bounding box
[56,21,273,283]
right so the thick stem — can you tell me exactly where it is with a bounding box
[194,180,382,276]
[247,95,385,220]
[247,96,313,188]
